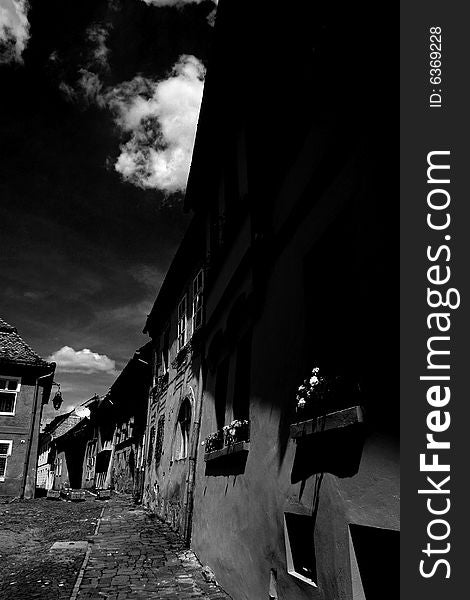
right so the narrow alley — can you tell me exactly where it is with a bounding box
[75,496,231,600]
[0,495,232,600]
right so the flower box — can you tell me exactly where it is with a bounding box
[204,441,250,462]
[203,420,250,460]
[290,406,364,439]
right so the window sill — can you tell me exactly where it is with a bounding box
[287,570,318,588]
[204,441,250,462]
[0,412,15,416]
[290,406,364,439]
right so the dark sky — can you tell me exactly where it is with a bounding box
[0,0,215,421]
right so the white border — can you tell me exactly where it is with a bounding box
[0,375,21,416]
[0,439,13,482]
[283,514,318,588]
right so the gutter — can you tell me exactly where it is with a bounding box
[183,358,205,546]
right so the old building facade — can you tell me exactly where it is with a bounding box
[36,396,99,492]
[0,318,55,499]
[143,216,206,541]
[97,344,152,500]
[141,1,398,599]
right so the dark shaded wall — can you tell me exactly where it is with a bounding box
[53,440,87,490]
[191,132,398,600]
[187,1,398,599]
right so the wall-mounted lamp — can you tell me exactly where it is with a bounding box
[52,382,63,410]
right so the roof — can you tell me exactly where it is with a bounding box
[0,317,51,368]
[143,215,205,335]
[42,411,73,435]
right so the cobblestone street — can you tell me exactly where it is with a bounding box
[0,496,101,599]
[75,496,232,600]
[0,495,232,600]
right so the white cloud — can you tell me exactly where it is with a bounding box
[108,54,205,193]
[0,0,29,64]
[48,346,118,375]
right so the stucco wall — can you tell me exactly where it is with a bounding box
[113,443,136,493]
[190,142,398,600]
[144,361,200,539]
[0,383,36,498]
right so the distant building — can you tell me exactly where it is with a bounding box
[0,317,55,498]
[63,345,153,499]
[36,415,69,492]
[142,1,398,599]
[38,397,99,491]
[93,344,152,500]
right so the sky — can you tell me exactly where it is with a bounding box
[0,0,216,422]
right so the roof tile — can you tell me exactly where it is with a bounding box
[0,317,49,368]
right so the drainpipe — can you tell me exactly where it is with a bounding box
[136,354,152,504]
[184,359,205,546]
[21,370,54,499]
[141,348,156,505]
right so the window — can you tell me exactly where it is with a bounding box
[162,328,170,374]
[147,426,155,465]
[0,377,21,415]
[0,441,12,481]
[85,440,97,480]
[177,295,188,350]
[348,524,399,600]
[192,269,204,332]
[284,513,317,587]
[154,342,160,377]
[154,415,165,467]
[175,398,191,460]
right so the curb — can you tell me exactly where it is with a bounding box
[69,505,106,600]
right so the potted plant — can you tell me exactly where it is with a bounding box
[223,420,250,446]
[204,429,224,453]
[295,366,361,421]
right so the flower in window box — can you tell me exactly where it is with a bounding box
[295,366,360,420]
[224,419,249,446]
[205,429,224,452]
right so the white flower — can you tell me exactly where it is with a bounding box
[309,376,319,386]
